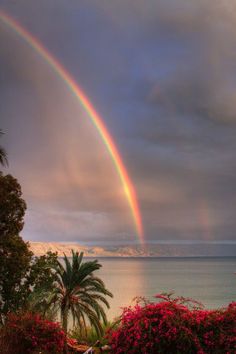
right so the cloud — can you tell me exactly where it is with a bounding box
[0,17,135,242]
[0,0,236,245]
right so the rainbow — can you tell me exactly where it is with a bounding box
[0,9,144,243]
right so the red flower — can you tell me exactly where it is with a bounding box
[107,296,236,354]
[1,312,68,353]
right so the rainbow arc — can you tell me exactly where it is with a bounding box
[0,10,144,243]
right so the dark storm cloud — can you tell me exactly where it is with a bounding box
[0,0,236,245]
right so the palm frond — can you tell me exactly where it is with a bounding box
[30,249,112,335]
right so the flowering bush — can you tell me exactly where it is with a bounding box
[0,312,66,353]
[191,302,236,353]
[107,294,236,354]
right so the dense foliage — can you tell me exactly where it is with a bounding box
[20,251,59,322]
[0,312,66,353]
[0,171,58,321]
[0,172,31,320]
[0,233,57,321]
[0,234,32,319]
[0,173,26,237]
[107,294,236,354]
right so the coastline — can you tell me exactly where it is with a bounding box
[29,241,236,258]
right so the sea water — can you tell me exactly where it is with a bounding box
[89,257,236,320]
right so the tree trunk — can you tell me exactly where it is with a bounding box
[62,310,68,334]
[62,309,68,354]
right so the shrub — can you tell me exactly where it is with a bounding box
[70,320,119,347]
[0,312,66,353]
[107,294,236,354]
[191,302,236,353]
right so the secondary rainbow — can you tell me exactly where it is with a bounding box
[0,9,144,243]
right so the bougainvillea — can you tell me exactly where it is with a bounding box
[107,294,236,354]
[0,312,66,353]
[191,302,236,353]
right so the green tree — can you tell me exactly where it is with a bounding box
[23,252,59,320]
[37,251,113,335]
[0,173,31,321]
[25,251,58,293]
[0,130,8,167]
[0,173,26,237]
[0,240,58,321]
[0,234,32,319]
[0,172,58,321]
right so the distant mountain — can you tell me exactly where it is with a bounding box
[29,242,236,257]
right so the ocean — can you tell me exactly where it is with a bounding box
[90,257,236,320]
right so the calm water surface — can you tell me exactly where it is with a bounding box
[88,257,236,320]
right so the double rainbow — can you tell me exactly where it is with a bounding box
[0,10,144,244]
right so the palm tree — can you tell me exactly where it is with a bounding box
[37,251,113,335]
[0,130,8,167]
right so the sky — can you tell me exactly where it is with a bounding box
[0,0,236,247]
